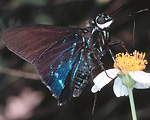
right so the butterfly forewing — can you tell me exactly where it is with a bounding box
[3,25,84,66]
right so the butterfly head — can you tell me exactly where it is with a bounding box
[95,13,114,29]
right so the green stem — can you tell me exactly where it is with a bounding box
[127,88,137,120]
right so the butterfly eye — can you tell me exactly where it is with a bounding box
[97,16,105,24]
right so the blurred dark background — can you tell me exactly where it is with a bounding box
[0,0,150,120]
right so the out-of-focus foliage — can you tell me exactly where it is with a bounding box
[0,0,150,120]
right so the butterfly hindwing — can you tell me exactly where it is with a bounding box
[37,34,84,105]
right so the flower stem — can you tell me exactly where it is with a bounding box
[127,88,137,120]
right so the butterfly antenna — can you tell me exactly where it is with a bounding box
[135,8,149,14]
[114,8,149,20]
[92,92,97,115]
[110,4,127,16]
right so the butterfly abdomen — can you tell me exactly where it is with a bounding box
[73,70,90,97]
[73,60,91,97]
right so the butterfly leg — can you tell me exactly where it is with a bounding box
[108,40,129,53]
[101,31,124,70]
[91,49,114,80]
[89,67,97,115]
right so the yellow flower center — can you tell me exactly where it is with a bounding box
[113,50,148,73]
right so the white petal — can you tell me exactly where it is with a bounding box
[129,71,150,84]
[92,68,119,93]
[113,77,128,97]
[133,82,150,89]
[91,85,101,93]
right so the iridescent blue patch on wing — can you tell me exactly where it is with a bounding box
[50,53,79,98]
[37,33,85,104]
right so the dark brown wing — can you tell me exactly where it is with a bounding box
[2,25,84,67]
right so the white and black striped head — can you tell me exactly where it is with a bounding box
[95,13,113,29]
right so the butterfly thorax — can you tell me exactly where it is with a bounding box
[84,13,113,59]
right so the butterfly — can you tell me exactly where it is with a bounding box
[2,13,115,105]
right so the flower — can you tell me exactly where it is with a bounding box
[91,50,150,97]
